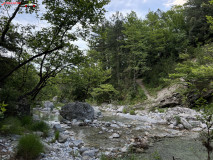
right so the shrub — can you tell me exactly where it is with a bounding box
[0,101,7,119]
[90,84,119,104]
[0,117,24,134]
[17,134,43,160]
[157,108,167,113]
[152,151,162,160]
[198,104,213,160]
[122,108,127,114]
[31,121,49,137]
[55,130,60,140]
[20,116,33,126]
[129,110,136,115]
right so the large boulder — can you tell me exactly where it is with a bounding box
[60,102,94,121]
[157,93,182,108]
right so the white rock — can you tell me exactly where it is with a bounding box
[110,124,120,128]
[168,124,174,129]
[192,128,203,132]
[109,133,120,138]
[117,106,124,113]
[181,118,192,129]
[120,146,128,153]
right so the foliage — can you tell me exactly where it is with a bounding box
[91,84,119,104]
[206,0,213,31]
[184,0,213,45]
[17,134,44,160]
[20,116,33,127]
[89,7,189,101]
[0,117,24,135]
[122,108,127,114]
[157,108,167,113]
[0,101,7,119]
[31,121,49,137]
[151,151,162,160]
[59,59,112,102]
[0,0,110,115]
[197,103,213,160]
[126,85,147,104]
[0,63,39,115]
[129,110,136,115]
[169,43,213,107]
[55,130,60,141]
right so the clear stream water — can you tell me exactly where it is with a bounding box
[34,109,209,160]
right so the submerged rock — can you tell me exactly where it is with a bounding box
[60,102,94,121]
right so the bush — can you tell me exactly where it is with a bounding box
[157,108,167,113]
[31,121,49,137]
[17,134,43,160]
[122,108,127,114]
[55,130,60,140]
[0,101,7,119]
[20,116,33,126]
[129,110,136,115]
[0,117,24,134]
[91,84,119,104]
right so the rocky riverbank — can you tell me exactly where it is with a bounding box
[0,103,209,160]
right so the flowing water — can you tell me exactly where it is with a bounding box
[34,109,208,160]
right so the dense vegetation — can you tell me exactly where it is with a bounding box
[0,0,213,115]
[0,0,213,159]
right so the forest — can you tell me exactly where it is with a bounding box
[0,0,213,160]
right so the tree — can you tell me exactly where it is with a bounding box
[0,0,110,83]
[0,0,110,115]
[89,12,126,88]
[169,43,213,107]
[143,7,188,87]
[184,0,213,46]
[206,0,213,30]
[122,11,148,91]
[59,57,112,102]
[198,103,213,160]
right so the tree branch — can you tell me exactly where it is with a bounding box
[0,45,63,83]
[1,3,21,43]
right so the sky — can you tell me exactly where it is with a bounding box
[2,0,187,52]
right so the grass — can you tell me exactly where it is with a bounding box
[129,110,136,115]
[17,134,44,160]
[157,108,167,113]
[0,116,49,136]
[20,116,33,126]
[55,130,60,140]
[0,117,24,135]
[122,108,128,114]
[31,121,49,137]
[100,154,142,160]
